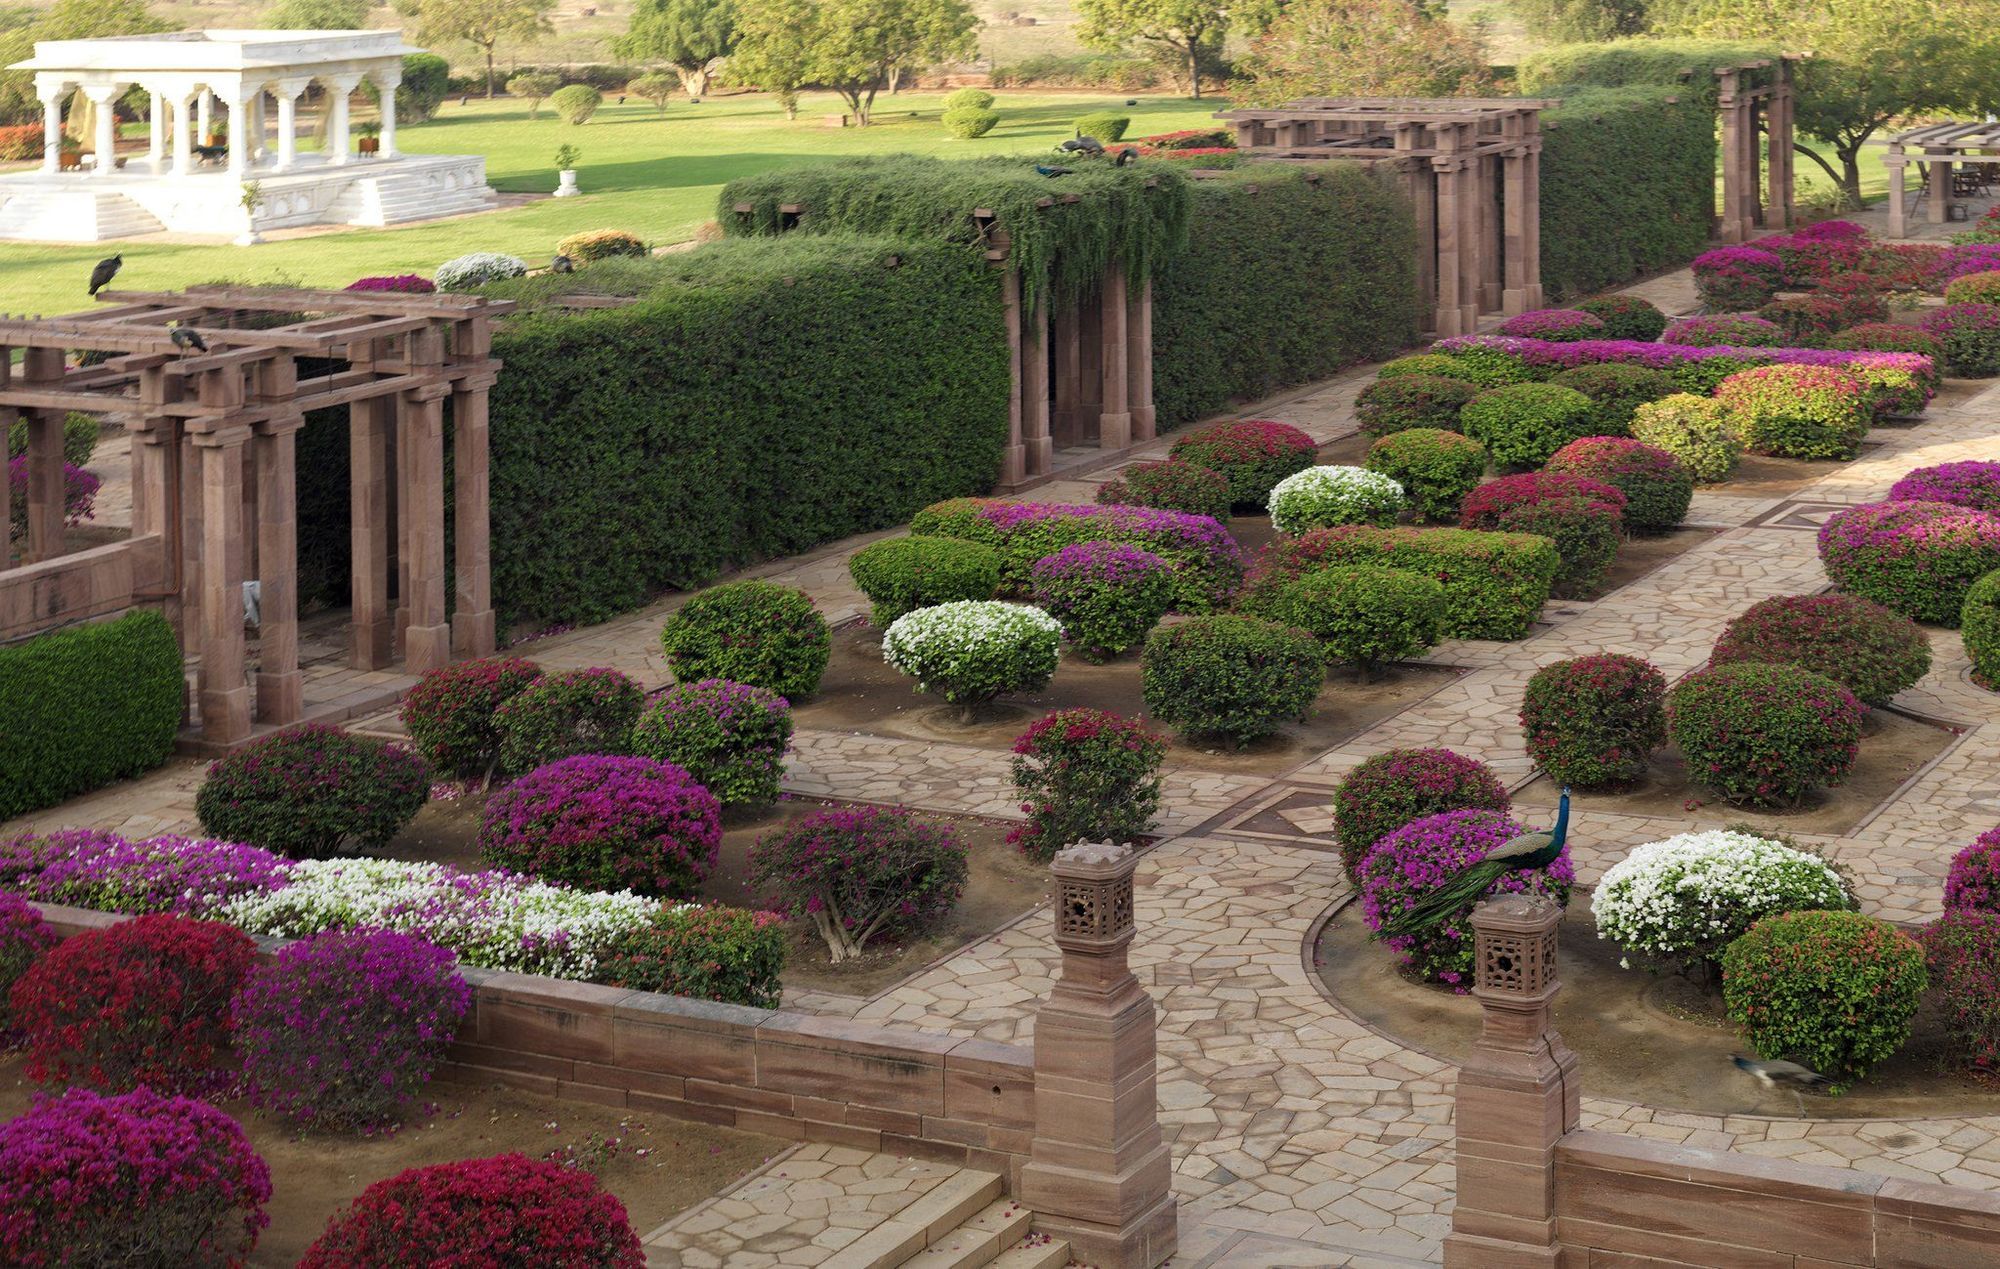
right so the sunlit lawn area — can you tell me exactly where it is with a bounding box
[0,89,1224,316]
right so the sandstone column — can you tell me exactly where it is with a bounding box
[1002,268,1026,486]
[348,378,395,669]
[399,329,451,674]
[1127,276,1155,443]
[253,412,305,725]
[191,420,252,745]
[451,370,498,659]
[1097,265,1132,453]
[20,347,66,565]
[1023,294,1053,477]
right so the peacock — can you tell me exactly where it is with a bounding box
[1377,789,1570,939]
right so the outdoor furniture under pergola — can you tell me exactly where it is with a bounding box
[1714,57,1800,243]
[0,286,512,749]
[1214,98,1554,336]
[1885,121,2000,238]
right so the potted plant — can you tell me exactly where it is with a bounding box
[356,120,381,157]
[553,143,580,197]
[56,136,82,171]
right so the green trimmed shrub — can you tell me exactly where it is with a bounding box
[660,581,831,701]
[1920,304,2000,377]
[556,229,648,262]
[1545,436,1694,533]
[1547,364,1677,437]
[1072,112,1129,142]
[849,536,1002,626]
[1365,428,1487,522]
[0,611,185,820]
[1630,392,1742,482]
[6,411,99,467]
[596,905,786,1007]
[942,108,1000,139]
[1331,747,1510,884]
[1519,653,1666,787]
[1574,295,1667,341]
[550,84,603,124]
[196,724,430,858]
[1376,353,1486,384]
[1355,374,1477,437]
[1459,383,1597,470]
[1667,662,1864,807]
[1711,594,1931,708]
[1169,418,1317,510]
[1436,346,1536,386]
[1254,565,1444,678]
[1944,270,2000,306]
[493,667,645,778]
[1095,459,1233,520]
[1963,569,2000,688]
[1714,365,1872,460]
[1140,614,1322,745]
[943,88,996,111]
[1243,526,1559,640]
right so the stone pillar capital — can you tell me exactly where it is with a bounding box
[1051,840,1137,955]
[81,83,122,105]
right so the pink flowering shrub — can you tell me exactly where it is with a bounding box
[1662,313,1787,348]
[1030,540,1176,660]
[1794,219,1867,243]
[0,829,293,918]
[1943,270,2000,307]
[1497,308,1605,342]
[1920,303,2000,376]
[1518,654,1666,788]
[0,894,56,1030]
[1667,663,1864,807]
[493,666,644,778]
[344,274,436,293]
[1691,246,1784,309]
[235,928,471,1130]
[1919,910,2000,1072]
[1818,500,2000,625]
[1890,460,2000,513]
[1760,232,1866,287]
[1827,323,1943,358]
[1331,748,1510,883]
[751,806,968,962]
[1167,418,1318,508]
[479,754,721,897]
[1758,293,1887,345]
[631,679,793,807]
[7,456,98,539]
[1714,364,1871,460]
[1944,827,2000,912]
[1460,471,1625,596]
[400,656,545,779]
[0,1086,272,1267]
[1941,242,2000,281]
[1545,436,1692,532]
[1711,594,1930,708]
[1007,709,1165,861]
[195,723,429,858]
[1358,808,1573,987]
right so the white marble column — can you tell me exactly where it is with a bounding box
[326,73,359,166]
[38,90,62,174]
[226,92,250,176]
[250,90,268,163]
[85,85,120,178]
[274,78,310,171]
[170,92,193,176]
[374,68,400,159]
[146,91,164,172]
[198,88,212,143]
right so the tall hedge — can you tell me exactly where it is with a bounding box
[1517,38,1782,104]
[1152,164,1421,429]
[0,610,184,818]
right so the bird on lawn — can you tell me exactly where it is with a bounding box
[1035,164,1073,179]
[1732,1055,1833,1118]
[87,254,122,297]
[1059,132,1106,157]
[167,320,209,354]
[1114,147,1137,167]
[1377,789,1571,940]
[551,253,575,274]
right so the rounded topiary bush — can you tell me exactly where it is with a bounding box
[1460,471,1626,596]
[1826,322,1944,358]
[1667,662,1864,807]
[555,228,647,261]
[1888,460,2000,513]
[1721,910,1926,1092]
[1594,830,1852,977]
[1662,313,1788,348]
[631,679,793,807]
[1691,246,1784,310]
[195,723,428,858]
[1964,569,2000,688]
[1072,111,1129,141]
[1496,308,1604,342]
[849,535,1002,626]
[1168,418,1318,509]
[1919,910,2000,1071]
[1139,614,1321,746]
[1546,436,1693,533]
[1630,392,1743,483]
[0,894,55,1029]
[1095,458,1233,520]
[1331,747,1510,883]
[660,580,832,701]
[11,913,255,1093]
[1714,364,1872,460]
[1919,303,2000,376]
[942,107,999,139]
[300,1154,644,1269]
[1459,382,1597,470]
[400,656,544,779]
[550,83,603,124]
[882,600,1061,716]
[478,754,722,897]
[1354,374,1478,438]
[1943,270,2000,306]
[1575,294,1667,342]
[1029,541,1176,661]
[1266,465,1406,534]
[1255,565,1443,679]
[493,666,645,778]
[1438,345,1535,386]
[750,805,967,961]
[1518,653,1666,788]
[943,87,996,110]
[434,252,527,290]
[1944,827,2000,911]
[1364,428,1486,522]
[0,1086,271,1268]
[1547,364,1678,437]
[235,928,470,1130]
[1377,352,1516,386]
[1817,500,2000,625]
[1007,708,1166,861]
[1710,594,1931,707]
[1359,808,1573,987]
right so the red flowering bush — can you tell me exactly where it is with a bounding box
[1460,471,1625,596]
[595,905,786,1006]
[1710,594,1930,707]
[1943,270,2000,306]
[1168,418,1317,508]
[0,1086,271,1268]
[235,928,471,1130]
[11,914,256,1092]
[1095,458,1233,520]
[1519,654,1666,788]
[1714,364,1872,460]
[400,657,544,779]
[195,723,429,858]
[750,806,967,962]
[1667,663,1864,807]
[493,666,645,777]
[299,1153,644,1268]
[1007,709,1166,861]
[1856,243,1950,293]
[1354,374,1478,438]
[1574,294,1667,341]
[1761,232,1866,288]
[1691,246,1784,309]
[1497,308,1604,342]
[1364,428,1486,522]
[1826,322,1944,358]
[1331,747,1510,883]
[1546,436,1692,532]
[1920,910,2000,1072]
[1944,827,2000,911]
[1758,293,1885,345]
[0,894,57,1030]
[1919,303,2000,377]
[0,123,44,161]
[1662,313,1787,347]
[480,754,721,897]
[1817,500,2000,625]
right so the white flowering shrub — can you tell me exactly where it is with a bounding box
[1267,465,1407,535]
[1592,830,1853,975]
[881,600,1061,713]
[434,251,528,291]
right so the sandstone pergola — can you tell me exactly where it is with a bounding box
[1715,57,1799,244]
[1216,98,1554,337]
[0,286,512,749]
[1884,120,2000,239]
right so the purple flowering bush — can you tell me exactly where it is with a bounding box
[1692,246,1784,309]
[400,657,545,780]
[631,679,793,806]
[0,829,293,918]
[1942,242,2000,281]
[7,455,99,539]
[1662,314,1787,348]
[235,928,471,1130]
[345,274,436,293]
[1920,303,2000,376]
[1331,747,1509,883]
[195,724,429,858]
[1818,500,2000,625]
[1944,827,2000,912]
[0,894,56,1030]
[1667,663,1864,807]
[1429,336,1932,395]
[0,1086,272,1267]
[1358,808,1573,987]
[1890,460,2000,514]
[750,806,968,962]
[479,754,722,898]
[492,666,645,777]
[1497,308,1605,342]
[1030,540,1177,661]
[1919,910,2000,1071]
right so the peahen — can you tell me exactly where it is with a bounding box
[1377,789,1570,939]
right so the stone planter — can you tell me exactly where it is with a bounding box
[554,168,579,197]
[358,136,379,156]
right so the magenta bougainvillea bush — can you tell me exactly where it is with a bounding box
[1330,747,1510,883]
[1758,232,1866,288]
[1007,708,1165,861]
[750,805,967,961]
[6,456,98,540]
[0,828,293,918]
[1713,364,1872,460]
[1431,334,1931,385]
[1942,242,2000,282]
[1518,653,1667,788]
[0,1086,272,1268]
[1919,909,2000,1071]
[1497,308,1605,342]
[1691,245,1784,309]
[1662,313,1787,348]
[1710,594,1931,708]
[1166,418,1318,508]
[1794,219,1868,243]
[1890,460,2000,513]
[478,754,722,898]
[631,678,793,807]
[234,927,471,1130]
[1030,540,1177,661]
[344,274,436,293]
[1358,808,1573,988]
[1945,827,2000,912]
[1545,436,1693,533]
[1818,500,2000,625]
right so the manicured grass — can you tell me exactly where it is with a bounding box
[0,90,1223,317]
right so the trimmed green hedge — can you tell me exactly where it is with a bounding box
[0,610,184,819]
[1517,38,1782,104]
[1243,526,1559,640]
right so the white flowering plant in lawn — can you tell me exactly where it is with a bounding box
[435,251,529,291]
[1592,829,1854,977]
[1267,465,1407,535]
[881,600,1062,717]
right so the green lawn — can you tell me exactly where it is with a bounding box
[0,90,1224,317]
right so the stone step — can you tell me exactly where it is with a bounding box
[820,1170,1004,1269]
[899,1198,1037,1269]
[988,1232,1073,1269]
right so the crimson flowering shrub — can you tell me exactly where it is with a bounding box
[1818,500,2000,625]
[1761,231,1866,287]
[1547,363,1678,436]
[1358,809,1574,988]
[1795,219,1867,243]
[0,894,56,1030]
[493,666,645,777]
[1460,471,1626,596]
[345,274,436,293]
[1497,308,1604,342]
[1364,428,1486,522]
[1758,293,1886,345]
[11,914,256,1092]
[1030,540,1177,660]
[1859,242,1951,292]
[1167,418,1318,509]
[1920,910,2000,1072]
[1714,364,1872,460]
[196,724,429,859]
[0,1086,271,1268]
[1691,246,1784,309]
[594,905,786,1005]
[1459,382,1597,470]
[1662,313,1787,348]
[0,829,293,918]
[1826,323,1944,358]
[1546,436,1692,532]
[750,806,967,962]
[659,580,831,701]
[1710,594,1931,707]
[479,754,721,897]
[299,1153,644,1269]
[1007,709,1165,861]
[1920,303,2000,376]
[631,679,793,806]
[1574,294,1667,341]
[6,456,98,539]
[1890,460,2000,513]
[1519,654,1666,788]
[235,928,470,1130]
[1094,459,1233,520]
[1667,663,1864,807]
[1331,747,1510,883]
[1140,614,1322,746]
[400,657,545,779]
[1354,374,1478,438]
[1944,827,2000,911]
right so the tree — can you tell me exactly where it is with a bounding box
[1236,0,1493,105]
[1504,0,1648,41]
[614,0,735,98]
[264,0,371,28]
[728,0,814,120]
[627,71,677,113]
[733,0,973,126]
[1077,0,1229,99]
[507,70,561,116]
[0,0,174,124]
[393,0,555,98]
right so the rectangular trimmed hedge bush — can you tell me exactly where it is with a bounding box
[0,610,184,818]
[1517,38,1782,104]
[1244,526,1559,640]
